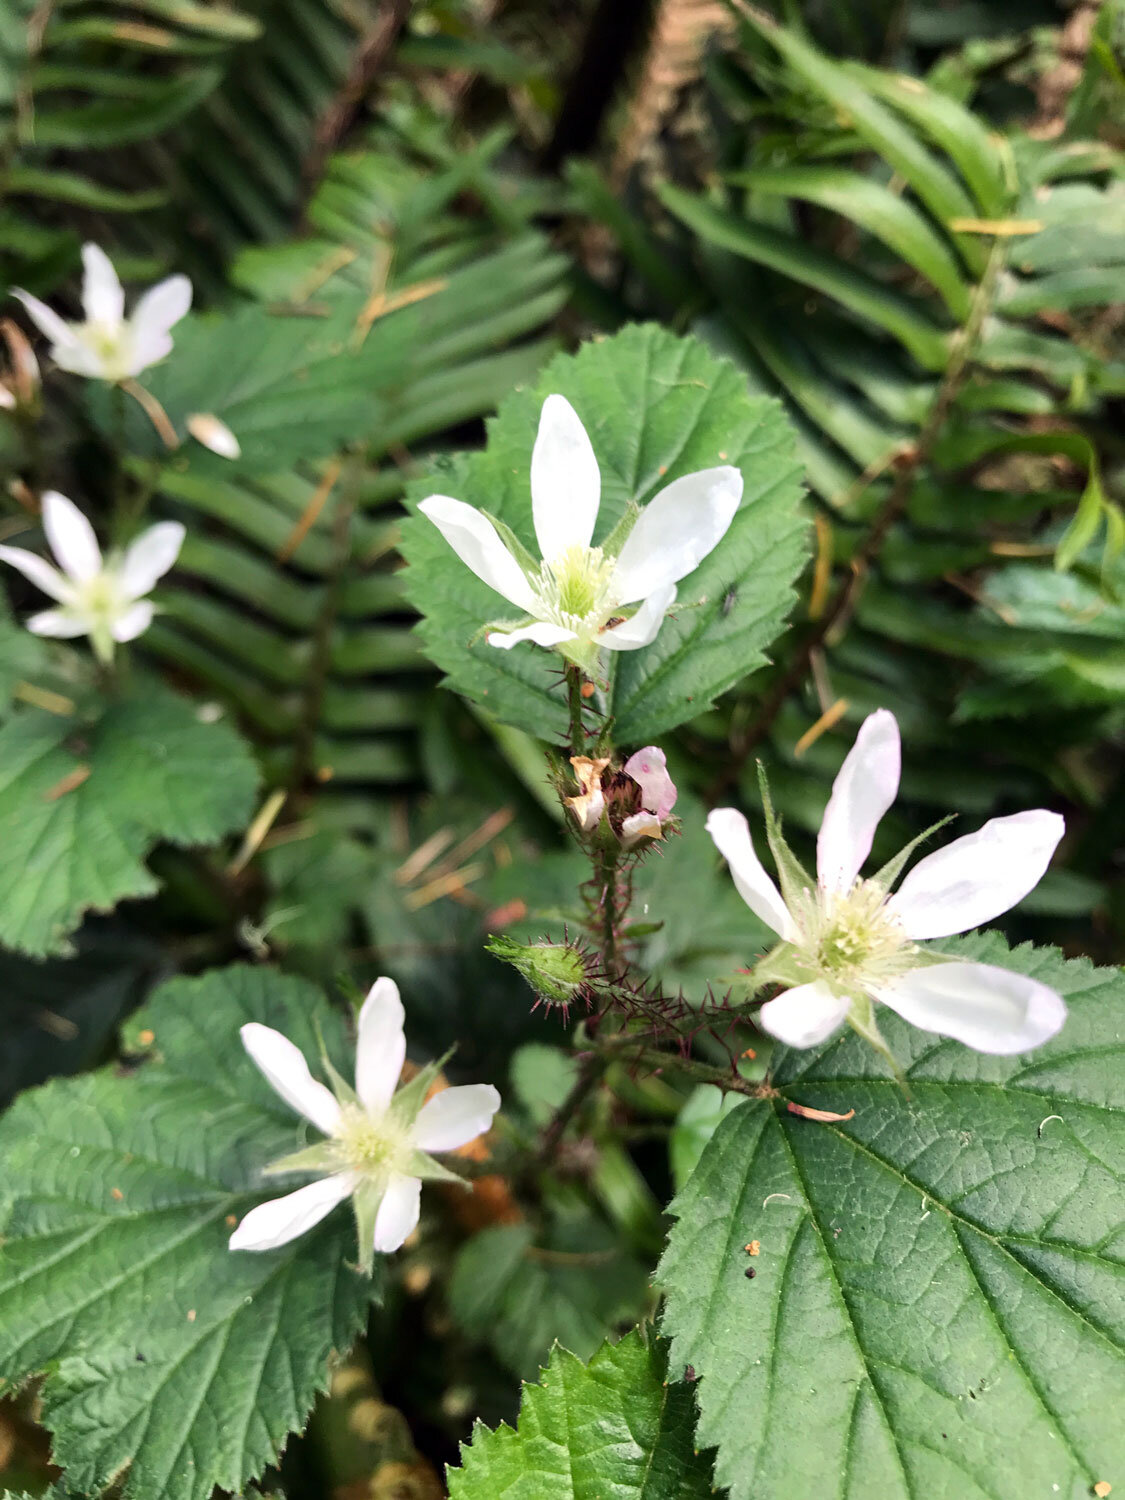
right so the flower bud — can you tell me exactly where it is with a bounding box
[187,412,241,460]
[486,934,596,1009]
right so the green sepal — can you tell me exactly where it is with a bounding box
[387,1048,456,1128]
[599,498,641,558]
[845,992,909,1092]
[406,1148,468,1186]
[480,507,541,577]
[871,814,955,892]
[743,941,807,995]
[756,762,814,914]
[262,1142,340,1177]
[315,1018,359,1108]
[351,1181,380,1277]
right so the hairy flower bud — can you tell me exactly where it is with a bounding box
[486,934,597,1010]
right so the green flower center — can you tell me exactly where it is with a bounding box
[75,572,124,617]
[534,545,617,634]
[797,879,913,991]
[333,1104,411,1178]
[77,321,133,380]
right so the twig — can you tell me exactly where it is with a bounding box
[299,1,410,205]
[535,1052,608,1165]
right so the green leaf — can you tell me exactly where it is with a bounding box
[447,1331,714,1499]
[845,64,1010,218]
[0,685,258,956]
[736,10,983,271]
[662,187,951,372]
[0,965,380,1500]
[448,1217,649,1380]
[401,323,808,743]
[658,934,1125,1499]
[669,1085,749,1192]
[509,1043,579,1126]
[730,165,972,318]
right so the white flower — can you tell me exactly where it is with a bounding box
[230,977,501,1271]
[0,490,184,662]
[419,394,742,667]
[708,709,1068,1056]
[13,243,191,382]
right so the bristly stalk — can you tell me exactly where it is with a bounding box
[565,660,586,757]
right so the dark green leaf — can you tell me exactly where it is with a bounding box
[0,966,380,1500]
[659,934,1125,1499]
[447,1331,714,1499]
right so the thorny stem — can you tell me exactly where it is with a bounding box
[564,660,586,757]
[712,239,1008,789]
[594,847,624,974]
[534,1050,608,1165]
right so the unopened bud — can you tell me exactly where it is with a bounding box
[187,411,241,459]
[486,934,595,1009]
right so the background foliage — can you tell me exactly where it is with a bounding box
[0,0,1122,1496]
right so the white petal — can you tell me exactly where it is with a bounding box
[12,290,79,351]
[81,244,125,326]
[187,412,240,459]
[622,745,677,818]
[373,1172,421,1253]
[886,810,1065,941]
[354,976,405,1113]
[43,491,101,581]
[127,330,172,376]
[26,608,87,637]
[0,545,72,602]
[817,709,900,893]
[110,600,154,642]
[530,394,600,562]
[51,340,113,380]
[598,583,676,651]
[610,466,742,604]
[129,273,191,355]
[229,1172,354,1252]
[119,521,184,598]
[758,982,851,1048]
[239,1021,342,1137]
[487,621,575,650]
[412,1083,501,1153]
[418,495,536,611]
[874,961,1067,1055]
[705,807,795,940]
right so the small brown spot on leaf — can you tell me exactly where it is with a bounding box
[745,1241,760,1256]
[111,1188,124,1201]
[138,1029,155,1045]
[187,1309,196,1322]
[1094,1484,1111,1497]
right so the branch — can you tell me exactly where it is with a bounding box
[300,0,410,205]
